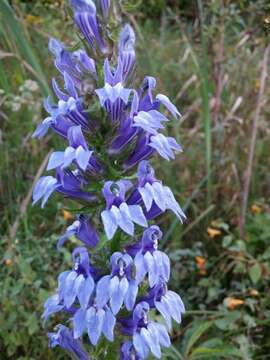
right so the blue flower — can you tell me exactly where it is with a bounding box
[122,76,182,168]
[109,114,138,155]
[43,249,97,324]
[123,133,155,169]
[118,24,136,82]
[43,247,95,314]
[121,302,171,359]
[103,58,124,85]
[49,37,97,87]
[58,215,99,248]
[156,93,181,118]
[32,168,97,207]
[101,181,147,239]
[48,325,89,360]
[95,82,131,106]
[140,76,158,106]
[43,294,64,322]
[99,0,111,18]
[132,110,168,135]
[144,280,185,330]
[130,160,186,222]
[95,82,132,122]
[47,125,94,171]
[59,247,95,309]
[149,133,182,160]
[120,341,142,360]
[32,73,90,139]
[96,252,138,314]
[71,0,107,54]
[130,226,170,287]
[73,304,116,345]
[32,176,59,208]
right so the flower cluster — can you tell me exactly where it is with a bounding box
[33,1,186,359]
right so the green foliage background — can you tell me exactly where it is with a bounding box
[0,0,270,359]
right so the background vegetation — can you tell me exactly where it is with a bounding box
[1,0,270,359]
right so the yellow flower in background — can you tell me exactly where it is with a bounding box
[224,297,245,310]
[264,16,270,25]
[249,289,259,297]
[62,209,73,221]
[25,14,43,25]
[251,204,262,214]
[195,256,207,275]
[207,227,221,238]
[5,259,13,266]
[255,79,260,91]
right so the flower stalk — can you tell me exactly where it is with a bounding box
[33,1,186,359]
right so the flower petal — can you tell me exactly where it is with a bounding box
[141,327,161,359]
[119,277,129,298]
[117,203,134,235]
[128,205,148,227]
[155,323,171,348]
[156,93,181,118]
[63,146,76,168]
[153,250,170,282]
[64,271,78,308]
[151,182,166,211]
[144,252,157,287]
[75,146,92,170]
[78,276,95,309]
[102,308,116,342]
[155,300,172,329]
[133,332,149,359]
[101,209,118,240]
[73,308,87,339]
[42,294,63,321]
[124,279,138,311]
[87,307,105,345]
[139,185,154,211]
[109,276,124,314]
[47,151,65,170]
[134,252,147,283]
[96,275,110,308]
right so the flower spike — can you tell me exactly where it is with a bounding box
[32,4,186,359]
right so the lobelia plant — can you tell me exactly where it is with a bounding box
[32,0,186,359]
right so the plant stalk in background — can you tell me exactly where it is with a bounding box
[239,44,270,238]
[197,0,212,208]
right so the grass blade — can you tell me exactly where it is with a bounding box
[0,0,50,95]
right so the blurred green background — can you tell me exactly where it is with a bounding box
[1,0,270,359]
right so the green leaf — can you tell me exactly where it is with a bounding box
[214,311,241,331]
[184,321,213,356]
[243,314,257,328]
[200,338,224,348]
[190,345,242,359]
[262,246,270,260]
[222,235,233,248]
[25,313,38,336]
[249,262,262,284]
[163,345,184,359]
